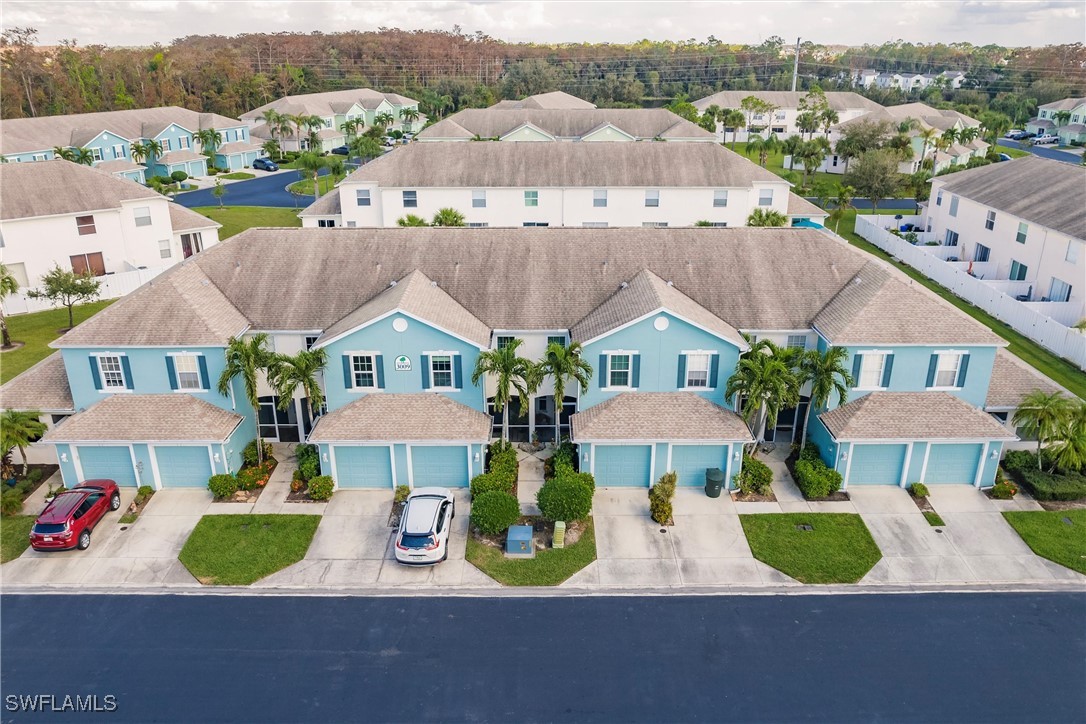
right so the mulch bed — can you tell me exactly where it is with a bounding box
[473,515,586,551]
[387,500,406,528]
[1036,499,1086,511]
[733,490,777,502]
[912,494,937,513]
[217,486,265,504]
[121,489,156,521]
[285,486,326,504]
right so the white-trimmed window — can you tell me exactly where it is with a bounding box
[713,190,728,207]
[522,222,548,227]
[134,206,152,227]
[944,229,959,246]
[174,354,202,390]
[98,355,126,389]
[161,138,171,151]
[305,335,319,350]
[317,219,336,228]
[496,336,514,350]
[1066,240,1080,264]
[857,352,888,389]
[948,195,959,217]
[76,215,96,236]
[608,354,631,388]
[90,148,103,162]
[547,335,566,347]
[430,355,453,388]
[1009,260,1028,281]
[351,354,376,388]
[524,190,539,207]
[593,189,607,208]
[935,190,943,206]
[178,136,190,149]
[468,222,489,228]
[932,352,963,388]
[642,222,668,228]
[472,190,486,208]
[985,210,996,231]
[786,335,807,350]
[702,222,727,227]
[645,190,659,207]
[113,144,126,159]
[403,190,417,208]
[685,353,710,388]
[1049,278,1072,303]
[758,189,773,206]
[158,239,171,259]
[1016,222,1028,244]
[355,189,371,206]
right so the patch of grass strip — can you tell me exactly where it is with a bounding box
[740,513,882,584]
[220,172,256,180]
[190,206,302,240]
[1002,510,1086,575]
[179,514,321,585]
[466,518,596,586]
[923,511,946,527]
[1,516,35,564]
[2,300,115,383]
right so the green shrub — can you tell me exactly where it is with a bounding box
[294,443,320,481]
[909,483,930,499]
[1014,468,1086,501]
[135,485,154,505]
[471,441,518,500]
[1002,450,1036,472]
[545,441,579,479]
[26,468,43,484]
[236,461,273,490]
[537,474,594,522]
[151,174,172,185]
[307,475,334,501]
[242,440,274,466]
[208,474,238,499]
[738,455,773,496]
[1,489,23,516]
[990,480,1018,499]
[793,458,842,499]
[170,170,188,182]
[470,490,520,535]
[470,472,514,498]
[394,485,410,503]
[648,471,677,524]
[15,480,32,496]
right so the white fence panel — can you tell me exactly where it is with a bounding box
[855,215,1086,370]
[5,265,170,316]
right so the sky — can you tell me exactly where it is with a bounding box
[4,0,1084,48]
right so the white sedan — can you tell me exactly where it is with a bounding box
[394,487,455,565]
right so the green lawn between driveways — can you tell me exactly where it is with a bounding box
[288,174,342,197]
[740,513,882,584]
[1,300,115,384]
[923,511,946,527]
[1,516,36,564]
[466,518,597,586]
[1002,509,1086,575]
[190,206,302,239]
[728,140,910,195]
[178,514,321,585]
[219,172,256,181]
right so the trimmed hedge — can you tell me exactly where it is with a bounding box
[470,440,519,500]
[738,455,773,496]
[208,474,238,499]
[295,443,321,481]
[909,483,930,498]
[471,490,520,535]
[537,473,594,522]
[470,472,514,498]
[544,441,578,479]
[1001,450,1086,501]
[307,475,334,501]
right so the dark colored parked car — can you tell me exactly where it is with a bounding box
[29,480,121,551]
[330,145,350,155]
[253,157,279,172]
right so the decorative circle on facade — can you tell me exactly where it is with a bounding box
[392,318,409,332]
[653,316,669,331]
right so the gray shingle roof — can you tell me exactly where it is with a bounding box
[985,349,1066,409]
[415,108,714,141]
[819,392,1016,441]
[1039,97,1086,111]
[491,92,597,110]
[0,353,74,412]
[307,393,490,442]
[168,204,221,232]
[933,156,1086,240]
[571,392,753,441]
[43,394,243,442]
[298,191,342,217]
[692,90,883,113]
[239,88,418,121]
[216,141,263,155]
[813,261,1003,345]
[156,150,205,165]
[571,269,746,347]
[787,193,828,217]
[317,269,490,348]
[343,141,786,188]
[0,160,159,220]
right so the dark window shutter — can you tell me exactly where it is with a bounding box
[342,355,353,389]
[197,356,210,390]
[677,354,687,388]
[121,356,134,390]
[709,354,720,388]
[89,357,102,390]
[881,354,894,388]
[631,354,641,388]
[420,355,430,390]
[453,355,463,389]
[926,354,938,387]
[599,355,607,388]
[956,354,970,388]
[375,355,385,389]
[851,354,862,384]
[165,356,178,390]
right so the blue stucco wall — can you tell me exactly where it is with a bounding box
[834,344,998,409]
[3,150,55,163]
[55,444,78,485]
[86,131,132,162]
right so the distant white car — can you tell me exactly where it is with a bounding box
[394,487,455,565]
[1033,134,1059,145]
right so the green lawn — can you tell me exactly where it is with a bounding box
[923,511,946,527]
[220,172,256,180]
[178,514,321,585]
[288,175,342,196]
[740,513,882,584]
[729,141,848,191]
[1,516,35,564]
[466,518,596,586]
[1003,510,1086,575]
[2,300,115,383]
[836,210,1086,399]
[997,145,1031,159]
[190,206,302,240]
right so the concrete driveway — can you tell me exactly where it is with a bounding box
[854,485,1083,584]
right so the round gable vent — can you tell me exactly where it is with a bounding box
[392,318,409,332]
[653,316,669,331]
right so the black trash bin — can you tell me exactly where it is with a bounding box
[705,468,725,498]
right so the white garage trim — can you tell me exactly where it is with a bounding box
[900,444,913,488]
[919,444,931,484]
[148,446,164,490]
[649,445,656,486]
[842,448,853,489]
[975,442,989,488]
[406,444,414,488]
[390,446,398,489]
[329,445,339,490]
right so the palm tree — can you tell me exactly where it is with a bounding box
[780,134,803,171]
[796,139,828,187]
[374,111,395,128]
[471,338,538,442]
[52,146,76,161]
[431,208,465,227]
[0,263,19,348]
[829,184,856,234]
[350,135,383,163]
[957,125,980,144]
[285,114,307,149]
[261,139,281,160]
[143,139,163,163]
[745,133,779,167]
[536,341,593,444]
[746,208,789,227]
[820,108,840,136]
[722,109,745,149]
[341,118,363,140]
[917,126,938,170]
[1050,401,1086,473]
[1,409,47,476]
[400,107,421,130]
[73,147,94,166]
[397,214,429,227]
[796,347,853,451]
[295,151,325,200]
[269,348,328,423]
[129,142,148,164]
[1053,110,1072,128]
[217,334,276,465]
[1013,390,1074,471]
[195,128,223,154]
[725,341,800,445]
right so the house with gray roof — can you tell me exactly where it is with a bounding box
[416,108,714,143]
[1027,97,1086,145]
[490,91,597,110]
[1,226,1058,492]
[691,90,883,143]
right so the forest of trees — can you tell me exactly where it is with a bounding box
[2,27,1083,123]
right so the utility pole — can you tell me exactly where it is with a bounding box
[791,37,801,92]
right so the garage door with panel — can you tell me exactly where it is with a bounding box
[335,446,394,488]
[594,445,652,487]
[76,446,137,487]
[848,444,907,486]
[925,443,983,484]
[154,446,213,488]
[671,445,726,487]
[410,445,469,488]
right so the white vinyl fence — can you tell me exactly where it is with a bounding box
[4,265,169,316]
[855,215,1086,370]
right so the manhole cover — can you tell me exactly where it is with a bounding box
[935,529,943,534]
[120,526,128,531]
[659,528,667,533]
[796,524,813,531]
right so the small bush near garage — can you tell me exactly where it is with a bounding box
[740,513,882,584]
[648,472,677,525]
[793,458,843,499]
[1,515,35,563]
[295,444,321,481]
[208,474,239,500]
[471,490,520,535]
[242,440,274,466]
[738,455,773,496]
[544,441,579,479]
[306,475,334,501]
[909,483,930,499]
[990,480,1019,499]
[471,441,519,500]
[1002,451,1086,501]
[170,171,188,183]
[538,473,594,522]
[179,514,321,585]
[1003,510,1086,574]
[237,460,274,490]
[471,472,514,499]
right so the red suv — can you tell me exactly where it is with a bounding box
[29,480,122,551]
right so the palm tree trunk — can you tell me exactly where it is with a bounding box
[799,410,810,452]
[1,312,11,348]
[554,394,561,445]
[1037,438,1043,471]
[19,446,29,476]
[502,406,509,443]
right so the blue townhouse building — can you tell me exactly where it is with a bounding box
[0,227,1051,493]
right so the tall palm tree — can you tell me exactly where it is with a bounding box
[257,109,282,141]
[1050,401,1086,473]
[1,409,47,476]
[917,126,938,170]
[295,151,325,200]
[725,341,800,445]
[269,348,328,422]
[286,114,307,149]
[820,108,839,136]
[350,135,383,163]
[796,139,828,187]
[399,107,420,130]
[471,338,538,442]
[217,333,276,465]
[829,184,856,234]
[1053,110,1072,128]
[143,139,163,162]
[957,125,980,144]
[780,134,803,171]
[341,118,362,140]
[796,346,853,450]
[1013,390,1073,471]
[431,208,465,226]
[745,133,779,167]
[195,128,223,154]
[746,208,789,227]
[0,263,19,348]
[52,146,76,161]
[723,108,746,149]
[129,142,148,164]
[261,139,281,160]
[374,111,395,128]
[537,341,593,444]
[73,147,94,166]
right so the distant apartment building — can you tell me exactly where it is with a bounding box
[691,90,883,143]
[1026,97,1086,145]
[489,91,597,110]
[853,70,967,92]
[416,107,715,143]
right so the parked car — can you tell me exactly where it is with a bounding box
[382,137,396,148]
[330,145,350,155]
[1033,134,1059,145]
[394,487,455,565]
[253,157,279,172]
[998,153,1013,162]
[29,480,121,552]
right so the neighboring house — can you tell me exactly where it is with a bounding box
[690,90,883,143]
[415,108,715,142]
[922,156,1084,321]
[299,141,826,229]
[1026,97,1086,145]
[0,160,221,290]
[0,106,255,180]
[241,88,424,152]
[490,91,598,110]
[0,227,1044,492]
[856,70,967,92]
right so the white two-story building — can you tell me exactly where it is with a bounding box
[691,90,883,143]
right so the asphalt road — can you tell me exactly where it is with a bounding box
[173,167,332,209]
[997,138,1082,165]
[2,592,1083,723]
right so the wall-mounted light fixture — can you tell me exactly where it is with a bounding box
[322,452,329,463]
[60,453,68,463]
[733,450,741,461]
[840,452,849,461]
[989,449,998,459]
[583,452,589,463]
[474,452,480,462]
